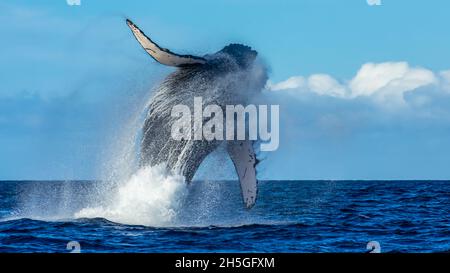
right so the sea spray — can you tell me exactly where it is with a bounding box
[75,164,187,226]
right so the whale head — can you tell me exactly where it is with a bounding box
[212,43,258,69]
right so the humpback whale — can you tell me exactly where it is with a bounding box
[126,19,267,208]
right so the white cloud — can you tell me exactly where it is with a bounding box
[267,74,346,98]
[440,70,450,92]
[269,61,444,107]
[349,62,436,105]
[267,76,305,91]
[307,74,347,97]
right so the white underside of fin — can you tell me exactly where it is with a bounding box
[126,19,206,67]
[227,141,258,208]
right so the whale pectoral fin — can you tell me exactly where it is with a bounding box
[126,19,206,67]
[227,141,258,209]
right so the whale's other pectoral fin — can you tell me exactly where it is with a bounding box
[227,140,258,209]
[126,19,206,67]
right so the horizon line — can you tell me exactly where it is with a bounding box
[1,179,450,182]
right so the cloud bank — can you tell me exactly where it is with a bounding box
[267,62,449,108]
[257,61,450,180]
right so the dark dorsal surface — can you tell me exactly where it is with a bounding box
[140,44,267,182]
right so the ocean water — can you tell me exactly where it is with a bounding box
[0,179,449,253]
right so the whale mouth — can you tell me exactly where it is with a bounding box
[126,19,266,208]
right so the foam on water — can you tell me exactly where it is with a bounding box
[70,78,196,226]
[75,165,187,226]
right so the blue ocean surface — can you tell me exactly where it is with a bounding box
[0,180,449,253]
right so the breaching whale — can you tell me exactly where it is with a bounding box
[126,19,267,208]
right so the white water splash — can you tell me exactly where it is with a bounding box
[75,164,187,226]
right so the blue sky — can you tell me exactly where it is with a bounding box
[1,0,450,180]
